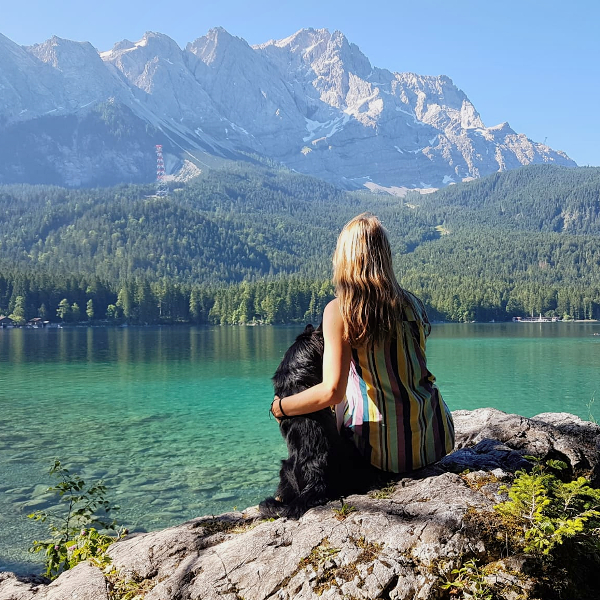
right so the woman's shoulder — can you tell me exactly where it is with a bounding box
[324,298,341,322]
[326,297,340,310]
[402,290,426,313]
[400,290,431,333]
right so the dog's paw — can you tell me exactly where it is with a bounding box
[258,496,285,519]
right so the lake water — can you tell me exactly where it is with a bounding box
[1,323,599,574]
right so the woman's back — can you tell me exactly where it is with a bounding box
[337,292,455,473]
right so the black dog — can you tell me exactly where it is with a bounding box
[259,324,351,519]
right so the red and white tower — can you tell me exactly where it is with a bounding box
[155,144,168,196]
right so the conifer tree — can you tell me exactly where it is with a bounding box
[56,299,70,322]
[86,299,94,321]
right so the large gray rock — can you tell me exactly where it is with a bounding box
[450,408,600,483]
[1,410,598,600]
[0,563,107,600]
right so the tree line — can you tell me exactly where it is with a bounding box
[2,263,599,326]
[0,266,335,326]
[2,163,600,324]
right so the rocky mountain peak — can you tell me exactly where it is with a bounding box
[257,27,372,80]
[100,31,190,101]
[256,27,330,53]
[27,36,101,71]
[110,39,136,53]
[254,28,373,115]
[0,33,65,120]
[187,27,252,67]
[139,31,182,53]
[326,29,372,76]
[489,121,516,134]
[0,27,577,189]
[102,31,183,64]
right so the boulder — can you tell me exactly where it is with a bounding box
[1,410,598,600]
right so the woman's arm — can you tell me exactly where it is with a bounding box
[271,298,351,418]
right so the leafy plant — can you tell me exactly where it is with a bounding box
[494,458,600,556]
[368,482,396,499]
[27,459,123,579]
[332,501,357,520]
[440,559,494,600]
[65,527,117,570]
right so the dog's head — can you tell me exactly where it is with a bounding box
[272,323,324,398]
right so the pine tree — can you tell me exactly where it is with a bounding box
[56,299,71,322]
[134,279,158,324]
[86,299,94,321]
[38,303,49,320]
[116,285,133,321]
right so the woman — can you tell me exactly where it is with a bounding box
[270,213,454,474]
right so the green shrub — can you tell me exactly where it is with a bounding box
[440,558,493,600]
[28,459,123,579]
[494,459,600,556]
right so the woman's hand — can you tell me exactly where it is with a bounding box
[271,395,284,421]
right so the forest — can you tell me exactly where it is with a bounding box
[1,163,600,324]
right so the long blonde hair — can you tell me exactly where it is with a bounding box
[333,213,406,346]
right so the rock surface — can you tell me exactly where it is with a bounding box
[1,408,598,600]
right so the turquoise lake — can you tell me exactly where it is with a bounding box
[1,322,599,574]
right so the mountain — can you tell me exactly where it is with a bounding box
[0,162,598,284]
[0,28,576,189]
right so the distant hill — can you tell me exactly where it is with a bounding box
[413,164,600,234]
[0,164,433,284]
[1,164,599,323]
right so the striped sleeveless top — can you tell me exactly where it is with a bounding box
[336,292,454,473]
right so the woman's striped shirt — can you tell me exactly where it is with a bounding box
[336,293,454,473]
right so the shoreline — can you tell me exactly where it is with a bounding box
[2,318,598,331]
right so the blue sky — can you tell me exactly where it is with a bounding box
[2,0,599,166]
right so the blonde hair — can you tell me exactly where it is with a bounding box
[333,213,406,347]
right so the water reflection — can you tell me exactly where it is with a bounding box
[432,321,600,339]
[0,325,299,367]
[428,323,600,421]
[0,325,304,575]
[0,327,25,364]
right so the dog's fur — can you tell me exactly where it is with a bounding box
[259,324,351,519]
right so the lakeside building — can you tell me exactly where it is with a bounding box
[512,315,560,322]
[0,315,15,328]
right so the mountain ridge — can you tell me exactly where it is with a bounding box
[0,27,576,188]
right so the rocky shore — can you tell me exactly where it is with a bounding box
[1,408,599,600]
